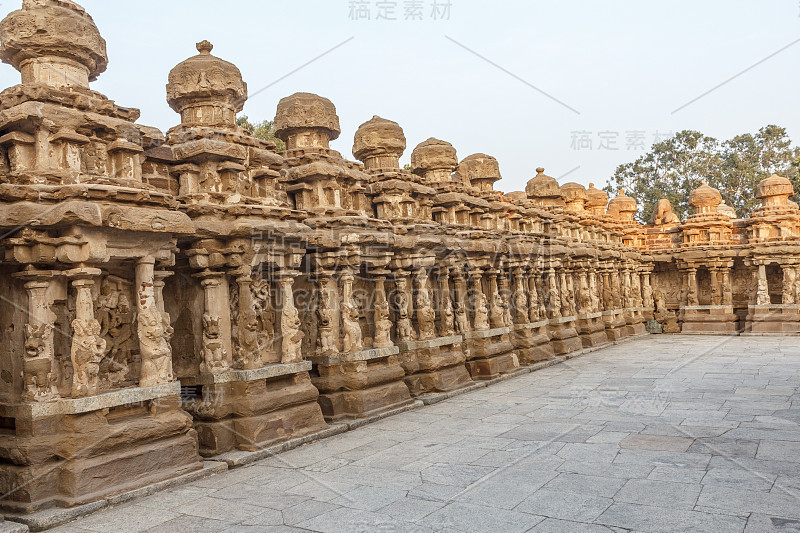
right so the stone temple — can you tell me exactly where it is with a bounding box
[0,0,798,518]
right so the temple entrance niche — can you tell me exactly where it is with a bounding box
[731,258,751,323]
[695,267,712,306]
[164,270,202,380]
[652,262,681,309]
[92,267,140,390]
[766,264,782,305]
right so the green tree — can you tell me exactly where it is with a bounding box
[604,131,721,222]
[236,115,286,152]
[716,125,797,216]
[605,125,799,222]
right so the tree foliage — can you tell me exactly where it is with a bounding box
[604,125,800,222]
[236,115,286,152]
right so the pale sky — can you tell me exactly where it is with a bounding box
[1,0,797,194]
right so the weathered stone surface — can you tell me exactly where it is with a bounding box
[41,336,800,533]
[0,0,798,519]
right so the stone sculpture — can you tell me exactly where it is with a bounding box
[280,277,304,363]
[70,318,106,398]
[0,0,798,514]
[200,314,228,374]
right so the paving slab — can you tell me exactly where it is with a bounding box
[18,336,799,533]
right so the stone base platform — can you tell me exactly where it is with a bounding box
[0,383,202,514]
[743,305,800,334]
[576,312,609,348]
[624,308,647,337]
[310,347,413,423]
[463,327,520,380]
[397,336,473,397]
[185,362,327,456]
[548,317,583,355]
[511,321,555,364]
[603,310,629,341]
[681,306,740,334]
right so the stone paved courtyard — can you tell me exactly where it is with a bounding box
[47,336,800,533]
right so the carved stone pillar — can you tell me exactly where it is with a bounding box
[153,270,172,318]
[198,271,231,375]
[756,263,769,306]
[393,270,416,341]
[372,273,394,348]
[709,267,721,306]
[19,273,58,402]
[68,267,103,398]
[279,271,304,363]
[622,268,632,308]
[602,271,612,311]
[414,268,436,340]
[589,269,601,313]
[470,270,490,330]
[577,268,591,314]
[640,271,652,310]
[722,268,733,306]
[527,268,541,322]
[559,270,572,317]
[782,265,797,305]
[487,272,505,329]
[436,268,455,337]
[632,270,643,308]
[316,273,338,355]
[513,268,529,324]
[136,258,174,387]
[340,268,363,353]
[498,269,514,327]
[547,269,562,319]
[235,273,260,370]
[612,268,623,309]
[686,268,699,306]
[452,268,471,334]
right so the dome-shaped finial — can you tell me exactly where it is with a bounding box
[525,167,564,209]
[411,138,458,183]
[166,40,247,128]
[352,115,406,170]
[0,0,108,87]
[196,40,213,54]
[274,92,341,150]
[454,153,501,193]
[688,181,722,216]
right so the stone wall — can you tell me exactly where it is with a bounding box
[0,0,798,514]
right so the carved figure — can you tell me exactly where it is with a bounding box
[23,323,58,401]
[70,318,106,398]
[373,300,393,348]
[454,301,470,334]
[317,289,337,353]
[281,305,303,363]
[649,198,680,225]
[139,305,174,387]
[200,313,228,374]
[416,288,436,340]
[395,278,415,341]
[237,309,260,369]
[473,292,490,330]
[490,291,505,329]
[341,302,363,353]
[548,276,562,319]
[439,296,455,337]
